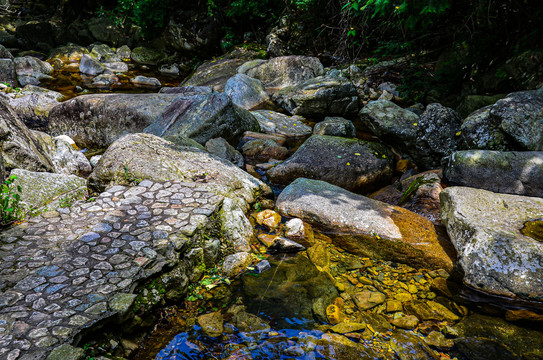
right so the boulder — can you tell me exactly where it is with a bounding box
[250,110,312,138]
[47,94,187,150]
[460,106,514,150]
[32,131,92,177]
[313,117,356,138]
[0,98,54,172]
[415,103,464,169]
[86,17,125,47]
[182,48,263,92]
[90,44,122,63]
[131,46,167,65]
[0,58,17,87]
[219,197,254,252]
[242,138,288,162]
[116,45,131,60]
[88,133,270,204]
[144,93,260,146]
[240,55,324,92]
[267,135,394,193]
[224,73,272,110]
[486,88,543,150]
[272,76,359,118]
[223,252,252,277]
[205,137,244,168]
[159,64,180,77]
[159,86,213,96]
[79,54,108,76]
[197,311,223,338]
[440,186,543,302]
[9,168,87,211]
[359,100,463,169]
[276,178,456,271]
[0,44,14,60]
[443,150,543,197]
[14,56,53,85]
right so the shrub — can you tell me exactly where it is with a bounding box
[1,175,24,226]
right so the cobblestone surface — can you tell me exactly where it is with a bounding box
[0,180,223,360]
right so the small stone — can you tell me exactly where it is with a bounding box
[222,252,252,277]
[284,218,305,238]
[45,343,85,360]
[391,315,420,329]
[394,293,413,302]
[424,331,454,350]
[197,311,224,337]
[330,322,366,334]
[352,291,386,310]
[386,300,403,313]
[255,209,282,229]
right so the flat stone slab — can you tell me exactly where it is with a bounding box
[0,180,223,359]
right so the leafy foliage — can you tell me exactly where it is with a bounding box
[97,0,167,38]
[1,175,24,227]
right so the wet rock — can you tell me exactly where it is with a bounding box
[313,117,356,138]
[425,331,453,350]
[317,333,379,359]
[404,300,460,322]
[31,131,92,177]
[198,311,224,337]
[89,44,121,63]
[9,168,87,210]
[272,76,359,118]
[352,290,386,310]
[250,110,312,138]
[267,135,393,193]
[223,252,252,277]
[307,243,329,268]
[391,314,419,329]
[89,133,270,204]
[79,54,107,76]
[182,48,263,92]
[330,322,366,334]
[370,170,443,223]
[130,75,161,88]
[440,186,543,302]
[240,55,324,92]
[159,64,180,77]
[205,137,244,168]
[276,178,456,271]
[116,45,131,60]
[242,254,337,323]
[285,218,306,239]
[242,138,289,162]
[267,237,305,253]
[255,209,282,229]
[388,330,440,360]
[224,73,272,110]
[443,150,543,197]
[452,313,543,360]
[130,47,167,65]
[87,73,119,89]
[0,44,14,60]
[0,98,54,172]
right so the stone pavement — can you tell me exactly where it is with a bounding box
[0,180,223,360]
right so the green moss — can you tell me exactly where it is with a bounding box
[521,219,543,242]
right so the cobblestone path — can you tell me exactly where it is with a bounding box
[0,180,223,360]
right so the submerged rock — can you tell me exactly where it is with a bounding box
[440,186,543,302]
[267,135,394,193]
[443,150,543,197]
[276,178,456,271]
[197,311,224,338]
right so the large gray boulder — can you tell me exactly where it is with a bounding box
[47,94,182,151]
[276,178,456,271]
[443,150,543,197]
[250,110,312,138]
[272,76,359,117]
[267,135,393,193]
[88,133,271,204]
[144,93,260,146]
[0,98,54,172]
[461,106,514,150]
[313,117,356,138]
[359,100,463,169]
[9,168,87,211]
[239,56,324,92]
[14,56,53,85]
[440,186,543,302]
[79,54,107,76]
[224,73,272,110]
